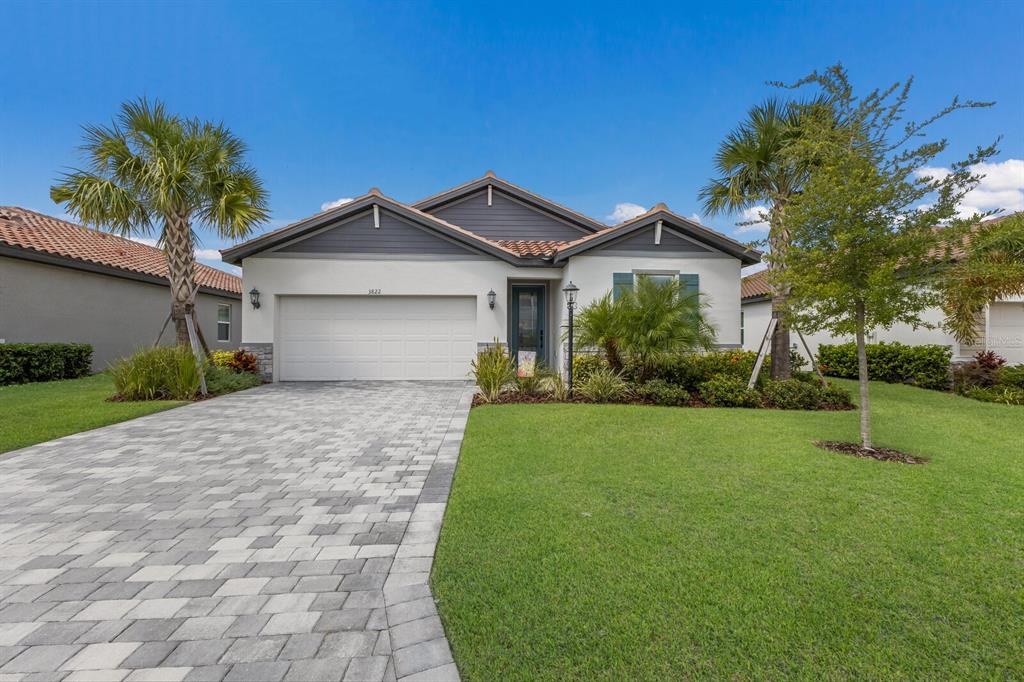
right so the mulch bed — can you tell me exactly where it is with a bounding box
[815,440,928,464]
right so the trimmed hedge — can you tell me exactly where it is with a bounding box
[817,342,952,391]
[0,343,93,385]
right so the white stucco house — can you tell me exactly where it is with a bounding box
[222,172,761,381]
[741,270,1024,365]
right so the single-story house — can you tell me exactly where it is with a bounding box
[222,172,761,381]
[741,269,1024,365]
[0,207,243,370]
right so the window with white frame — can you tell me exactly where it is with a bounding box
[217,304,231,342]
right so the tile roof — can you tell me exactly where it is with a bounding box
[0,207,242,296]
[741,269,772,300]
[495,239,569,258]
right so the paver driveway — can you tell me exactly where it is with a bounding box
[0,381,473,682]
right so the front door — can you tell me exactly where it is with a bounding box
[510,285,546,372]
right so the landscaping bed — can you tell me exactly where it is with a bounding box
[434,380,1024,679]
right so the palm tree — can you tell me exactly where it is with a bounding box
[51,98,269,348]
[941,213,1024,344]
[574,292,625,371]
[699,99,811,380]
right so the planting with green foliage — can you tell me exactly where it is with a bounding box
[634,379,690,406]
[818,342,952,390]
[0,343,93,385]
[110,346,203,401]
[698,375,760,407]
[205,365,262,394]
[471,342,517,402]
[576,367,630,403]
[435,381,1024,680]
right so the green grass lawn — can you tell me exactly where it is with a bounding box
[0,373,186,454]
[433,380,1024,680]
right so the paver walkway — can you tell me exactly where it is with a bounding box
[0,381,472,682]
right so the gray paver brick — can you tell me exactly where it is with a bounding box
[0,382,469,681]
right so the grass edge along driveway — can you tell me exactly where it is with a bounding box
[0,373,185,454]
[433,380,1023,680]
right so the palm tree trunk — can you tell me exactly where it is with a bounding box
[163,212,199,347]
[768,205,792,380]
[855,300,871,449]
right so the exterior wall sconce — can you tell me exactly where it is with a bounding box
[487,289,496,309]
[249,287,261,310]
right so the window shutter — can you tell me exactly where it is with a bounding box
[679,273,699,297]
[613,273,634,301]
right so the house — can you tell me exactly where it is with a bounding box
[222,172,761,381]
[0,207,243,371]
[741,269,1024,365]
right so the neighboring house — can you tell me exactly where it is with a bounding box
[0,207,243,371]
[741,269,1024,365]
[222,172,761,381]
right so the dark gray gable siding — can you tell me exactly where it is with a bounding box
[429,190,590,241]
[276,208,477,255]
[596,225,712,253]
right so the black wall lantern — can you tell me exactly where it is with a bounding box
[249,287,261,310]
[487,289,496,309]
[562,281,579,393]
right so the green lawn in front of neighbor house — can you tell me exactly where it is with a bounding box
[432,380,1024,681]
[0,373,186,454]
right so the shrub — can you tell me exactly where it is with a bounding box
[634,379,690,406]
[227,350,259,374]
[997,365,1024,389]
[952,352,1010,393]
[577,367,630,403]
[548,373,570,402]
[110,346,203,400]
[0,343,93,385]
[821,382,855,409]
[572,353,605,384]
[962,385,1024,405]
[516,365,555,397]
[817,342,952,390]
[643,350,763,392]
[210,350,235,368]
[698,375,759,407]
[759,379,822,410]
[205,364,262,394]
[471,342,516,403]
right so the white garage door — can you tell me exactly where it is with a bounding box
[278,296,477,380]
[989,302,1024,365]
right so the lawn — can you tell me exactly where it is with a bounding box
[0,373,185,454]
[433,380,1024,680]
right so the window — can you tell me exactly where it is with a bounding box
[638,273,676,288]
[217,304,231,342]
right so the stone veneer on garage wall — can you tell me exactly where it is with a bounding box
[241,343,274,381]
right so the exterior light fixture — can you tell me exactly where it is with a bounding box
[562,281,580,393]
[249,287,261,310]
[487,289,496,309]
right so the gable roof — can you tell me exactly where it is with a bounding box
[552,203,762,265]
[414,172,608,234]
[0,207,242,296]
[221,189,536,266]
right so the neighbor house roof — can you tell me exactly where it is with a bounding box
[0,207,242,296]
[741,269,772,301]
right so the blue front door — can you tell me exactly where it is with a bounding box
[510,285,545,369]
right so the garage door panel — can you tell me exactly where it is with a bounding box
[278,296,477,380]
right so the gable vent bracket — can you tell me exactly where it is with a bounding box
[373,204,380,229]
[654,219,662,245]
[487,184,493,207]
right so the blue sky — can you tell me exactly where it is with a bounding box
[2,0,1022,273]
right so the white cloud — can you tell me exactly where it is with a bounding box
[734,205,770,233]
[916,158,1024,218]
[606,202,647,224]
[130,236,159,247]
[129,236,240,274]
[194,248,224,261]
[321,197,354,212]
[688,213,702,223]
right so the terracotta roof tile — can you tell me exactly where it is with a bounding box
[0,207,241,295]
[495,239,569,257]
[741,269,772,300]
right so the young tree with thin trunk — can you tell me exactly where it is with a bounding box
[775,65,996,449]
[51,98,269,348]
[700,99,815,380]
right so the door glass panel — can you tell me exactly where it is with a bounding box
[518,291,538,351]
